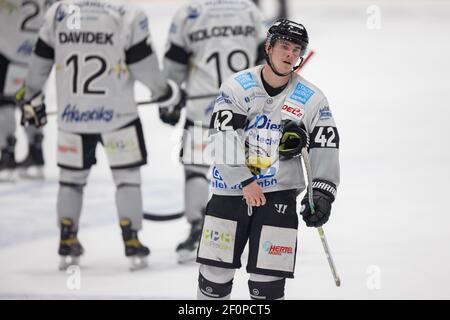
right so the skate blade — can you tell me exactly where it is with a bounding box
[177,249,197,264]
[59,256,81,271]
[0,169,17,182]
[129,256,148,271]
[18,166,44,180]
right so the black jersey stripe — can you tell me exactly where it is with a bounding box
[125,38,153,64]
[34,38,54,60]
[165,42,191,65]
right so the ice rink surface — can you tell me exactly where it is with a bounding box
[1,0,450,299]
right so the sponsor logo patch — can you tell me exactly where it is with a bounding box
[61,104,114,123]
[17,40,34,56]
[198,216,236,263]
[290,83,314,104]
[187,5,201,19]
[234,72,258,90]
[281,103,304,121]
[244,114,282,132]
[319,105,332,120]
[257,226,297,272]
[263,241,293,256]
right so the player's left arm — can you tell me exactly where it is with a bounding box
[300,96,340,227]
[308,97,340,190]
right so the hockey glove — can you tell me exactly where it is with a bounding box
[300,179,336,227]
[16,87,47,128]
[157,79,186,126]
[279,120,309,160]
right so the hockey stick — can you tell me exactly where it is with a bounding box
[297,50,315,73]
[137,93,218,107]
[44,93,219,117]
[143,211,184,221]
[301,147,341,287]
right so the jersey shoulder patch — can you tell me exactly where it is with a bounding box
[233,71,259,90]
[289,82,315,105]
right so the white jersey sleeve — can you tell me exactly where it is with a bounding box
[306,95,340,191]
[209,78,254,187]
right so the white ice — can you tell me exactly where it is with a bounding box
[1,0,450,299]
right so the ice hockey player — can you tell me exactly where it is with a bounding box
[161,0,267,264]
[18,0,182,270]
[196,19,340,299]
[0,0,57,181]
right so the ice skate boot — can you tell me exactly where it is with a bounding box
[176,219,202,264]
[17,133,44,180]
[58,218,84,271]
[0,136,17,182]
[120,219,150,271]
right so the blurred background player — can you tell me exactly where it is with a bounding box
[161,0,268,264]
[0,0,56,181]
[18,0,181,270]
[252,0,288,21]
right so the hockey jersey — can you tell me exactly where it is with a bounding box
[210,65,340,196]
[0,0,56,97]
[24,0,169,133]
[163,0,267,126]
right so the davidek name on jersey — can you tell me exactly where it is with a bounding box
[59,32,114,45]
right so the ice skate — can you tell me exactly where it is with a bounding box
[0,137,17,183]
[176,219,202,264]
[58,218,84,271]
[120,219,150,271]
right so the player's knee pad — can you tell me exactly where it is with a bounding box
[248,274,286,300]
[198,272,233,300]
[198,265,235,299]
[111,167,141,188]
[59,168,90,187]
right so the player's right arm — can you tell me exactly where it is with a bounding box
[162,4,191,87]
[210,78,265,205]
[209,80,253,187]
[23,2,60,100]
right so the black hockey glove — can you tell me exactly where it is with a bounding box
[157,80,186,126]
[300,179,336,227]
[279,120,309,160]
[16,87,47,128]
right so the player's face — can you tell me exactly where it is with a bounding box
[270,40,302,74]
